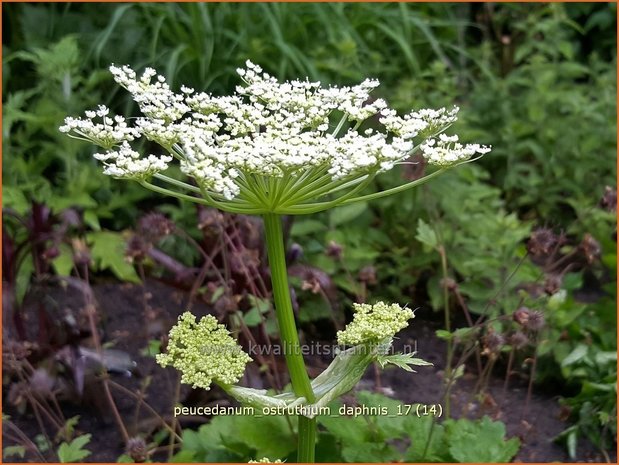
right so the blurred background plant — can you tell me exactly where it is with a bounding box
[3,2,616,462]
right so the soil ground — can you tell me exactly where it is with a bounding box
[3,279,615,462]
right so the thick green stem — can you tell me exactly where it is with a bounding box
[439,245,452,418]
[263,213,316,462]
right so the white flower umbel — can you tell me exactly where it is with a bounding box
[61,61,491,214]
[59,105,140,150]
[109,65,190,122]
[94,142,172,180]
[420,133,491,167]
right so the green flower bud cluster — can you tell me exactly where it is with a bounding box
[337,302,414,346]
[156,312,252,390]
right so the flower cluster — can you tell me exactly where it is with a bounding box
[380,107,459,139]
[156,312,252,390]
[59,105,140,149]
[109,65,190,122]
[337,302,415,346]
[93,142,172,179]
[420,134,491,167]
[61,61,490,210]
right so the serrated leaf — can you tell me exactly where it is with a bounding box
[319,414,368,444]
[404,415,449,462]
[83,210,101,231]
[235,415,296,458]
[356,391,409,439]
[446,417,520,462]
[57,434,92,463]
[415,218,438,250]
[56,415,80,442]
[377,353,433,372]
[342,442,397,462]
[87,231,140,283]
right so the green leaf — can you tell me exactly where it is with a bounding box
[567,429,578,460]
[242,308,262,327]
[435,329,452,341]
[141,339,162,357]
[314,432,343,462]
[180,429,204,454]
[83,210,101,231]
[48,192,97,211]
[356,391,409,439]
[319,414,369,444]
[330,202,367,227]
[3,446,26,459]
[169,450,197,462]
[594,351,617,366]
[561,344,589,367]
[247,295,270,313]
[58,434,92,463]
[180,414,294,462]
[52,243,75,277]
[297,295,333,323]
[376,353,433,372]
[210,286,225,304]
[2,186,30,214]
[342,442,397,462]
[235,415,296,458]
[415,218,438,250]
[446,417,520,462]
[239,294,271,328]
[56,415,80,442]
[87,231,140,283]
[15,256,34,305]
[404,415,448,461]
[34,434,50,452]
[547,289,567,310]
[290,219,327,236]
[152,428,169,446]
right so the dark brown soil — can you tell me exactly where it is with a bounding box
[3,279,614,463]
